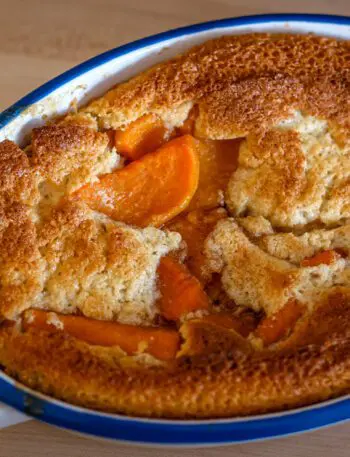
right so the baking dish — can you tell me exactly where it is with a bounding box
[0,13,349,446]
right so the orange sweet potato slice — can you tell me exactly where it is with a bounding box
[167,208,227,284]
[72,135,200,227]
[23,309,180,361]
[301,249,341,267]
[255,300,303,346]
[186,138,241,212]
[157,256,210,321]
[115,114,168,160]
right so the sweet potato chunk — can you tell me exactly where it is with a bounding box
[167,208,227,283]
[255,300,303,346]
[72,135,200,227]
[23,309,180,361]
[157,256,210,321]
[115,114,168,160]
[186,138,241,212]
[301,249,341,267]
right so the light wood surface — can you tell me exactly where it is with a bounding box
[0,0,349,455]
[1,420,349,456]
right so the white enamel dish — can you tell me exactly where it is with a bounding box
[0,13,349,446]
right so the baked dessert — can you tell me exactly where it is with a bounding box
[0,33,349,418]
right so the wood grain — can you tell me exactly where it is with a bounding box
[1,420,350,456]
[0,0,349,455]
[0,0,349,110]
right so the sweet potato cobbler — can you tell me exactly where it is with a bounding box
[0,33,349,418]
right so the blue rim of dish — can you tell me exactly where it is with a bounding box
[0,14,349,445]
[0,372,349,446]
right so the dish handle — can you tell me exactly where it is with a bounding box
[0,402,29,429]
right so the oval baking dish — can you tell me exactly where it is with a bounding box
[0,13,349,446]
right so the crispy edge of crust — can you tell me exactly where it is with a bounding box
[73,34,349,143]
[0,294,349,418]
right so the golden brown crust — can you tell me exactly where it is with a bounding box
[258,223,350,264]
[196,75,304,139]
[31,125,114,187]
[0,140,43,319]
[0,203,44,319]
[72,34,349,142]
[35,203,181,323]
[0,295,349,418]
[0,140,40,207]
[0,198,181,322]
[226,115,349,229]
[205,218,349,316]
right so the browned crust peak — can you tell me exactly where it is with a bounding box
[31,125,109,184]
[77,34,349,142]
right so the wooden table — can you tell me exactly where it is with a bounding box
[0,0,349,455]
